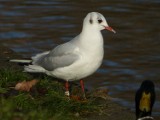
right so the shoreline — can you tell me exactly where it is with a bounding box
[0,45,137,120]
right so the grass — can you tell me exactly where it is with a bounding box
[0,69,100,120]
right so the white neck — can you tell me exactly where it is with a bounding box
[80,26,103,44]
[78,29,103,52]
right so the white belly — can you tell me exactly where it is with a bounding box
[47,50,103,81]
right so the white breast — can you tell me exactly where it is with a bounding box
[47,31,104,81]
[48,45,104,81]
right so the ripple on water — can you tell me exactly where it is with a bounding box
[24,1,60,5]
[1,11,26,17]
[0,31,33,39]
[103,60,122,67]
[40,16,73,22]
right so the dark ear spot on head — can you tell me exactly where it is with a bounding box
[89,19,93,24]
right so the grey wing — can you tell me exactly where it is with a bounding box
[35,53,79,71]
[33,42,80,71]
[49,41,78,56]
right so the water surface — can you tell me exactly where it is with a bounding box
[0,0,160,116]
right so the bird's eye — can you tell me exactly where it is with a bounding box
[98,19,103,23]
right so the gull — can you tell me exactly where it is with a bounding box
[10,12,116,99]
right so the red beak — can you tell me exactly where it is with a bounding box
[104,26,116,33]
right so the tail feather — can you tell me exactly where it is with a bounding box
[24,65,45,73]
[10,59,32,63]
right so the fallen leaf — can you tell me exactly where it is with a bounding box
[91,89,111,100]
[15,79,38,92]
[70,95,88,102]
[3,51,10,54]
[70,95,81,101]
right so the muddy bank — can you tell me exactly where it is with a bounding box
[1,45,160,120]
[0,45,137,120]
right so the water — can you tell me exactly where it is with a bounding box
[0,0,160,116]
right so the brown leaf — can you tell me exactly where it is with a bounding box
[15,79,38,92]
[70,95,88,102]
[91,89,111,100]
[70,95,81,101]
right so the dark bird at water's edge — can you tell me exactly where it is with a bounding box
[135,80,156,120]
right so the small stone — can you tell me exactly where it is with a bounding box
[75,112,80,117]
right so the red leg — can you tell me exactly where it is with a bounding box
[65,81,70,97]
[80,80,86,99]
